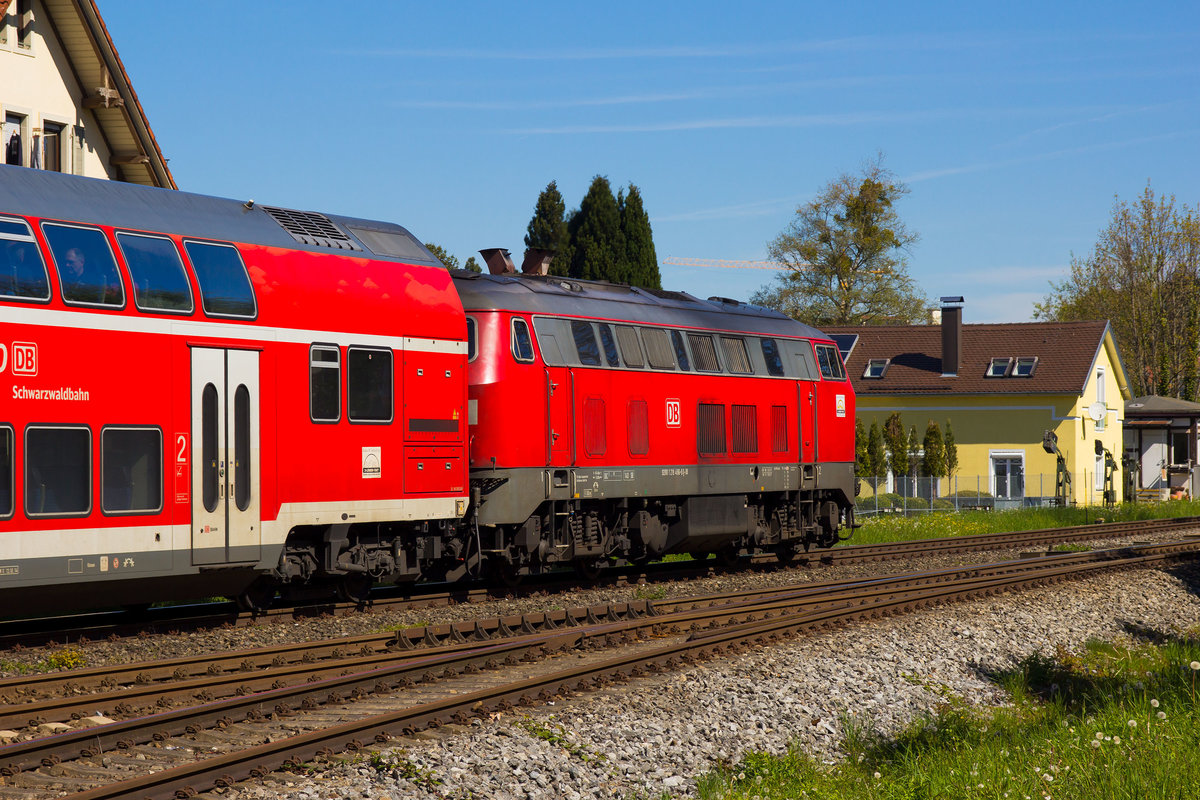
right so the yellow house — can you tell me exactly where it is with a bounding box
[824,299,1131,507]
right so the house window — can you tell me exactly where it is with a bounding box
[15,0,32,49]
[1095,367,1106,431]
[1013,357,1038,377]
[986,357,1012,377]
[4,113,24,166]
[992,455,1024,499]
[863,358,890,379]
[41,121,63,172]
[1171,429,1190,466]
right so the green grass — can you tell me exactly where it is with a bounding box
[694,633,1200,800]
[844,500,1200,546]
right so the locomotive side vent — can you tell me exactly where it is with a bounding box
[260,206,362,251]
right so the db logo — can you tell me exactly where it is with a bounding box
[11,343,37,376]
[0,342,37,375]
[665,398,681,428]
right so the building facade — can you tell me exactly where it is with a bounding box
[825,300,1131,507]
[0,0,172,186]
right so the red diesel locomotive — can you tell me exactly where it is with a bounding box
[456,252,856,581]
[0,165,856,614]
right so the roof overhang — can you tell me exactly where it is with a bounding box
[39,0,174,188]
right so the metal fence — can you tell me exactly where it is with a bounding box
[854,473,1116,516]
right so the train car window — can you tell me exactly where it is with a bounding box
[466,317,477,362]
[732,405,758,453]
[202,385,219,513]
[115,232,193,314]
[642,328,676,370]
[698,403,727,455]
[42,223,124,307]
[183,240,256,318]
[615,325,644,368]
[627,400,649,456]
[771,405,789,453]
[687,334,721,372]
[670,330,691,371]
[583,397,606,456]
[571,320,601,366]
[234,385,251,511]
[815,344,846,380]
[511,318,535,363]
[760,339,785,377]
[310,345,341,423]
[0,426,12,518]
[0,216,50,301]
[347,347,393,423]
[101,427,162,514]
[793,344,819,381]
[25,425,91,517]
[720,337,753,374]
[597,323,620,367]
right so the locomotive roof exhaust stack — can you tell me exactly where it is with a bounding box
[479,248,517,275]
[521,248,555,275]
[939,296,964,377]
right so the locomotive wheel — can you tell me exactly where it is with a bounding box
[236,581,276,614]
[490,559,524,588]
[573,559,604,582]
[337,575,373,605]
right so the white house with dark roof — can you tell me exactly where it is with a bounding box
[0,0,172,187]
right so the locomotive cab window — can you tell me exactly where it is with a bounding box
[814,344,846,380]
[310,345,341,423]
[347,347,393,423]
[183,240,256,318]
[571,320,601,366]
[760,338,785,377]
[43,223,124,307]
[101,427,162,515]
[466,317,477,362]
[511,318,535,363]
[0,216,50,301]
[670,330,691,371]
[0,426,11,519]
[25,425,91,517]
[116,232,193,313]
[597,323,620,367]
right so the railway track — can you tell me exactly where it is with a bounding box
[0,536,1196,799]
[2,515,1195,654]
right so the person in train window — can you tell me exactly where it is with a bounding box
[62,246,120,305]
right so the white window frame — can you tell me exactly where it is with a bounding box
[989,449,1025,499]
[1095,367,1106,431]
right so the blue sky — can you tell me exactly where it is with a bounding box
[101,2,1199,323]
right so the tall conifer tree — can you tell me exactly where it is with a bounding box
[524,180,571,277]
[618,184,661,289]
[568,176,626,282]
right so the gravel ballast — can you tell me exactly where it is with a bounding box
[7,538,1199,799]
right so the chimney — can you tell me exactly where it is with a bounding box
[521,248,555,275]
[479,248,517,275]
[940,296,964,377]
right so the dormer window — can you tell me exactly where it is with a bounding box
[1012,356,1038,377]
[863,358,890,379]
[986,357,1012,377]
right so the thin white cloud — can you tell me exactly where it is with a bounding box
[653,196,799,223]
[1002,102,1182,147]
[905,129,1200,184]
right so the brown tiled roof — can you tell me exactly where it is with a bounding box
[822,320,1111,395]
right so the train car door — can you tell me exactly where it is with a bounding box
[546,366,574,464]
[191,347,261,565]
[785,341,819,465]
